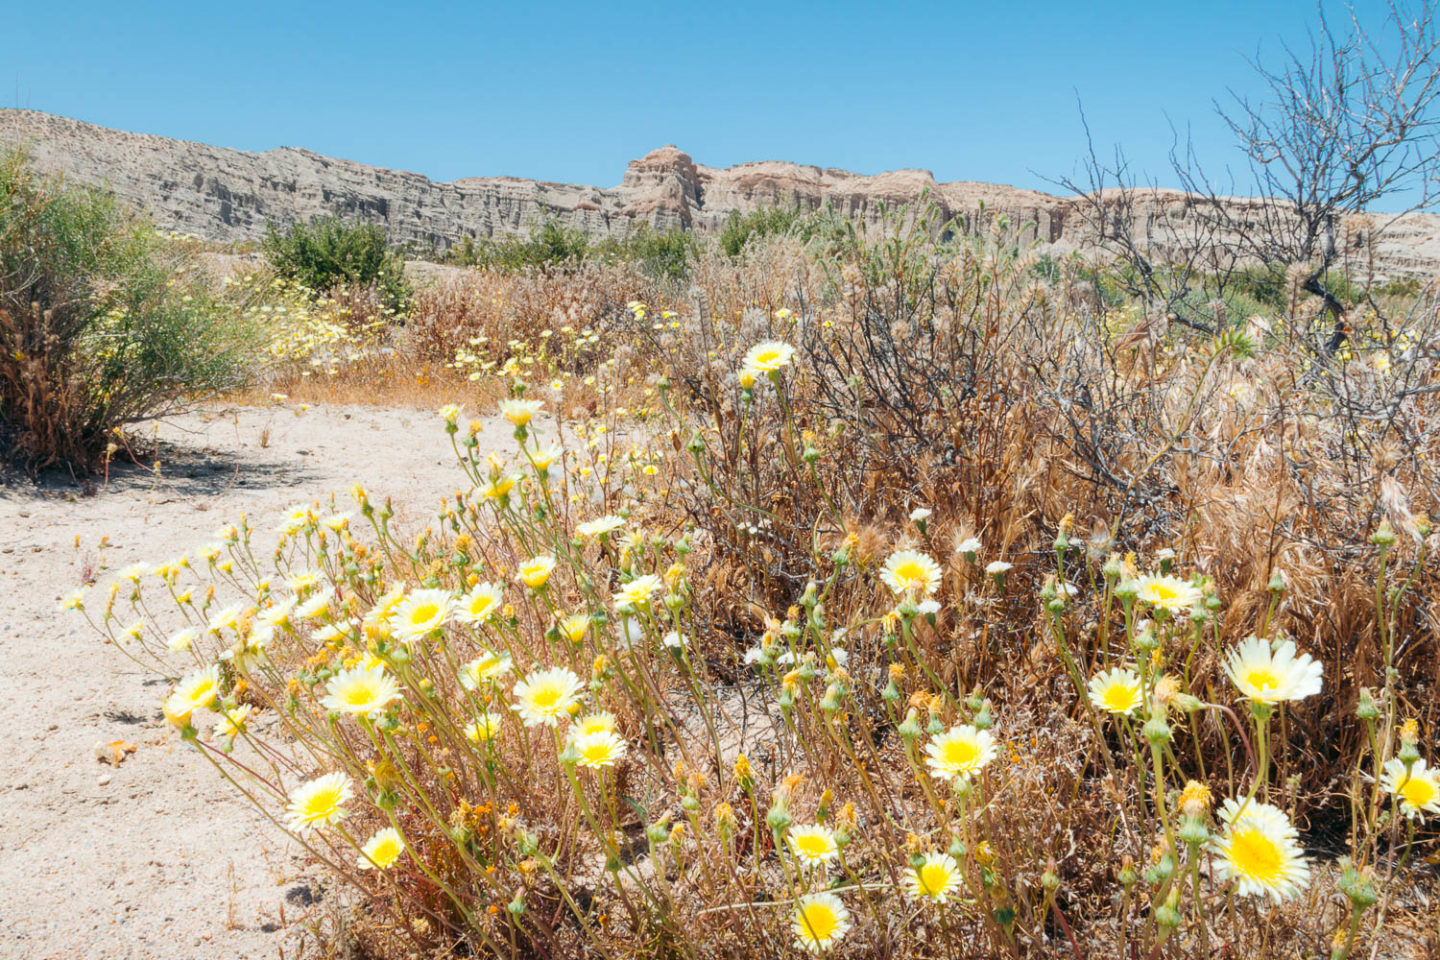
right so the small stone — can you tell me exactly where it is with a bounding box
[97,774,112,786]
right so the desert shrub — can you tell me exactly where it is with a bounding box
[0,149,259,471]
[77,209,1440,959]
[263,215,411,316]
[720,204,804,257]
[594,224,697,281]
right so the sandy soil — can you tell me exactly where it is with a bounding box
[0,403,513,960]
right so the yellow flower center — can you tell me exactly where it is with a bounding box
[1244,666,1280,696]
[1102,683,1137,712]
[754,349,783,369]
[797,903,839,942]
[581,742,614,765]
[191,680,216,705]
[943,738,979,769]
[304,788,342,820]
[918,863,953,896]
[530,687,561,711]
[1400,774,1437,809]
[409,603,439,626]
[345,683,376,707]
[371,839,400,865]
[1229,827,1283,882]
[793,834,831,858]
[894,562,927,587]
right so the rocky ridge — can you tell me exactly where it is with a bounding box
[5,109,1440,276]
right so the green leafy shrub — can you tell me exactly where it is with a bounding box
[0,149,260,472]
[262,215,411,316]
[595,224,696,280]
[719,204,803,257]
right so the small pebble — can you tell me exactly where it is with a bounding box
[97,774,112,786]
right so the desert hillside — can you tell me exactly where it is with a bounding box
[7,109,1440,277]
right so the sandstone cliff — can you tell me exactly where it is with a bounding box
[4,109,1440,277]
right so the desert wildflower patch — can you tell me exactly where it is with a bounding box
[75,217,1440,958]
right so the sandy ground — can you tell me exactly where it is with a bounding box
[0,403,513,960]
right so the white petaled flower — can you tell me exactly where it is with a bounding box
[908,852,963,903]
[163,664,222,727]
[571,729,627,769]
[955,537,982,555]
[787,824,840,866]
[357,827,405,870]
[389,588,454,641]
[166,627,197,652]
[455,582,504,625]
[575,711,617,735]
[792,891,851,953]
[1210,798,1310,902]
[437,403,462,424]
[1380,758,1440,820]
[255,598,297,629]
[322,663,402,717]
[741,341,796,377]
[985,560,1012,575]
[459,650,513,690]
[1088,667,1144,716]
[613,574,662,613]
[206,603,246,635]
[295,588,333,621]
[517,555,557,590]
[880,550,943,597]
[910,507,933,522]
[464,712,503,743]
[212,703,254,743]
[512,667,583,727]
[576,515,625,538]
[286,772,353,833]
[1224,637,1323,704]
[1132,573,1203,613]
[499,398,544,427]
[925,724,997,783]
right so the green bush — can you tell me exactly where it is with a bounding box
[0,149,260,472]
[595,224,696,281]
[262,215,411,315]
[719,204,803,257]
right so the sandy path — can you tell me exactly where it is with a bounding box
[0,404,511,960]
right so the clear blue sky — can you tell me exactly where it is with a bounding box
[6,0,1404,196]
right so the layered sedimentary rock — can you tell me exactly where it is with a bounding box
[4,109,1439,276]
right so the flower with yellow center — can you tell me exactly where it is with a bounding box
[455,582,503,625]
[1380,758,1440,820]
[479,475,518,500]
[1131,574,1202,613]
[516,555,557,590]
[530,445,562,471]
[206,603,245,635]
[166,627,197,652]
[1210,798,1310,902]
[322,663,402,717]
[925,724,997,784]
[1087,667,1144,716]
[459,650,513,690]
[741,341,796,377]
[792,892,851,953]
[787,824,840,866]
[464,712,503,743]
[437,403,462,424]
[907,852,962,903]
[363,586,406,629]
[512,666,583,727]
[557,613,591,645]
[212,703,254,744]
[295,588,333,621]
[357,827,405,870]
[613,574,662,613]
[1224,637,1323,705]
[286,772,353,833]
[163,665,221,727]
[880,549,943,597]
[571,729,627,769]
[255,598,297,630]
[576,515,625,539]
[575,711,617,736]
[499,398,544,426]
[389,588,454,641]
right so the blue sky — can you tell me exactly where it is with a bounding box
[6,1,1404,196]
